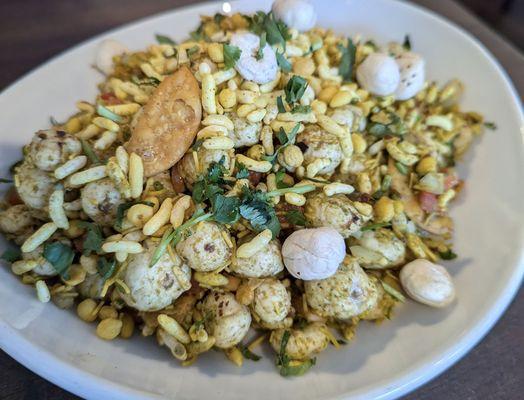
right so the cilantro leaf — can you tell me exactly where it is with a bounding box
[279,358,316,377]
[212,194,240,224]
[402,35,411,50]
[77,222,104,256]
[239,188,281,237]
[155,34,176,45]
[187,45,200,58]
[81,139,100,164]
[97,257,116,280]
[285,76,308,105]
[439,249,458,260]
[257,32,267,60]
[1,247,21,263]
[263,123,301,164]
[275,170,291,189]
[235,163,249,179]
[285,210,307,226]
[338,38,356,82]
[276,51,292,72]
[484,121,497,130]
[97,104,123,123]
[238,345,261,361]
[224,44,242,69]
[361,222,391,231]
[277,96,287,113]
[43,242,74,279]
[115,201,154,230]
[291,105,311,114]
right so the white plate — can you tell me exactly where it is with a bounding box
[0,0,523,399]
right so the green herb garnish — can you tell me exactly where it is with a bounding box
[149,209,213,267]
[187,45,200,58]
[155,33,176,45]
[285,76,308,106]
[97,257,116,280]
[291,105,311,114]
[256,32,267,60]
[1,247,21,263]
[402,34,412,51]
[484,121,497,130]
[361,222,391,231]
[285,210,307,226]
[115,200,154,230]
[439,249,458,260]
[337,38,356,82]
[235,163,249,179]
[276,330,316,376]
[381,281,406,302]
[276,96,287,113]
[394,161,408,175]
[212,194,241,224]
[238,345,262,361]
[249,11,290,48]
[131,75,160,87]
[77,222,104,256]
[81,139,100,164]
[224,44,242,69]
[191,138,204,151]
[43,242,75,279]
[263,124,301,164]
[276,51,292,72]
[96,104,123,123]
[275,170,291,189]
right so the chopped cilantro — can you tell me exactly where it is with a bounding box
[1,247,21,263]
[77,222,104,256]
[155,34,176,45]
[285,210,307,226]
[43,242,74,279]
[285,76,308,105]
[361,222,391,231]
[277,96,287,113]
[81,139,100,164]
[235,163,249,179]
[439,249,458,260]
[484,121,497,130]
[223,44,242,69]
[402,35,412,51]
[97,257,116,280]
[96,104,123,123]
[238,345,262,361]
[276,51,292,72]
[257,32,267,60]
[186,45,200,58]
[291,105,311,114]
[394,162,408,175]
[337,38,356,82]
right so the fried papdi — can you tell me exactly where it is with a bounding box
[126,66,202,177]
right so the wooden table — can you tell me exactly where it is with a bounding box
[0,1,522,399]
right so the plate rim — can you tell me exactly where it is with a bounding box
[0,1,523,399]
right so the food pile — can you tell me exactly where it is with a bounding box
[0,0,492,375]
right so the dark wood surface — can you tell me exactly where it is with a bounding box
[0,1,522,399]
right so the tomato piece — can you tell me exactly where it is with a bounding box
[444,173,459,190]
[419,191,438,213]
[170,165,186,194]
[100,92,122,105]
[5,186,23,206]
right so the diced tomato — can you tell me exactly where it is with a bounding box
[419,191,438,213]
[100,92,122,105]
[444,173,459,190]
[170,165,186,193]
[247,171,262,186]
[5,186,23,206]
